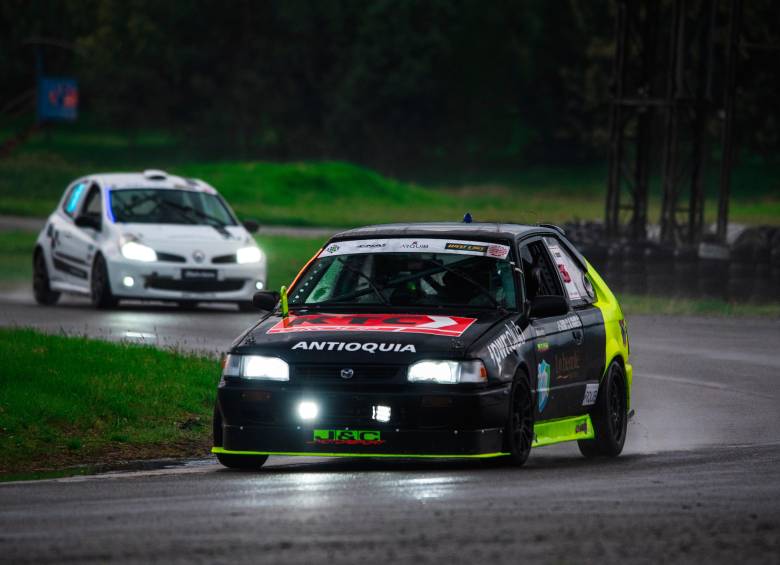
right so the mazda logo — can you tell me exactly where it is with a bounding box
[193,250,205,263]
[340,368,354,380]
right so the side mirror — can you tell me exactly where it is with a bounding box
[75,215,101,231]
[528,295,569,319]
[252,290,280,311]
[243,220,259,233]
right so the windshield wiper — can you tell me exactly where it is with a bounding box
[158,200,231,236]
[333,257,390,305]
[419,258,503,311]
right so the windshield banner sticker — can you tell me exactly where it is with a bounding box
[319,238,510,260]
[268,313,477,337]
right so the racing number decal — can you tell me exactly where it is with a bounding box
[267,314,477,337]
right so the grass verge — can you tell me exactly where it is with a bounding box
[618,294,780,317]
[1,125,777,227]
[0,328,219,477]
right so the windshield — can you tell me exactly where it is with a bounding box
[109,189,236,226]
[289,241,518,310]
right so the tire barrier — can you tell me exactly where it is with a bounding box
[562,221,778,303]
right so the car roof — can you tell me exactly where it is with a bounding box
[331,222,564,243]
[86,171,217,194]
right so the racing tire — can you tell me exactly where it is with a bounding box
[578,360,627,458]
[503,372,534,466]
[32,250,60,306]
[212,404,268,470]
[216,452,269,470]
[90,254,119,309]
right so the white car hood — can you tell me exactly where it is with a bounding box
[118,224,252,253]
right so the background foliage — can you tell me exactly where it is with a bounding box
[2,0,777,178]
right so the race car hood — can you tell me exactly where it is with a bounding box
[234,309,513,363]
[118,224,249,247]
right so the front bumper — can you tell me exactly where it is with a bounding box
[215,382,511,457]
[107,256,266,302]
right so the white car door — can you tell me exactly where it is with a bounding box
[48,180,91,287]
[55,182,101,288]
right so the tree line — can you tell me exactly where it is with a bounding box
[1,0,777,174]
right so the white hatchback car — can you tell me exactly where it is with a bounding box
[33,170,267,310]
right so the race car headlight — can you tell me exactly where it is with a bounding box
[222,354,289,381]
[236,246,262,264]
[407,360,487,384]
[121,241,157,262]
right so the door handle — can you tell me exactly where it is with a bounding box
[572,329,584,344]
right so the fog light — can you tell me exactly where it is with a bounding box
[372,405,391,423]
[122,276,135,288]
[297,401,319,421]
[255,280,264,290]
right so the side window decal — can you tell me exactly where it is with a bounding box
[65,182,86,216]
[543,237,591,303]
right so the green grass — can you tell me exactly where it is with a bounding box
[0,231,35,283]
[618,294,780,318]
[1,124,777,227]
[0,329,219,476]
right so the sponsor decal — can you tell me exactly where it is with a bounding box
[291,341,417,354]
[311,429,384,446]
[619,319,629,347]
[536,341,550,353]
[575,421,588,434]
[582,383,599,406]
[445,242,488,253]
[268,313,476,337]
[556,314,582,332]
[546,242,582,300]
[534,326,546,337]
[554,351,581,380]
[537,360,551,413]
[318,238,510,259]
[340,368,354,379]
[487,323,526,366]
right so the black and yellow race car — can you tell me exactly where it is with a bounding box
[212,222,632,468]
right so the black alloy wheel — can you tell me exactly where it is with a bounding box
[32,251,60,305]
[578,360,627,457]
[504,374,534,466]
[90,254,119,309]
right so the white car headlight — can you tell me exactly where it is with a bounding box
[121,241,157,262]
[222,354,289,381]
[236,246,262,264]
[407,360,487,384]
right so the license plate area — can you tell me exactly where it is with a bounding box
[182,268,217,280]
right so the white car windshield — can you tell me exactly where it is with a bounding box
[289,250,518,310]
[109,189,236,226]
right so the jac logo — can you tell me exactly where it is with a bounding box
[311,429,384,446]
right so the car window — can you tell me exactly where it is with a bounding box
[518,240,563,300]
[543,237,594,303]
[82,185,102,217]
[109,189,236,226]
[290,251,518,310]
[63,181,87,218]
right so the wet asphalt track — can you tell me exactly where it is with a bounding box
[1,289,779,563]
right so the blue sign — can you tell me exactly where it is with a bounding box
[37,77,78,121]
